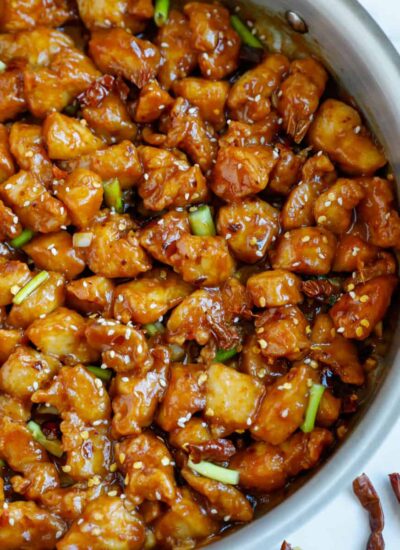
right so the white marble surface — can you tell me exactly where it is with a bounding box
[286,1,400,548]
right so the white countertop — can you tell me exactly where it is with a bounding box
[287,1,400,548]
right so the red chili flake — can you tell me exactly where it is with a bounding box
[353,474,385,550]
[389,473,400,503]
[280,542,293,550]
[188,439,236,464]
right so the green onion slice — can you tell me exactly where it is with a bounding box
[301,383,325,433]
[10,228,35,248]
[230,15,264,48]
[154,0,170,26]
[13,271,49,305]
[188,459,239,485]
[86,365,113,383]
[27,420,64,458]
[144,322,165,337]
[103,178,124,214]
[189,205,216,236]
[213,348,238,363]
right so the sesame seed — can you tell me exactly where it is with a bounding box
[161,456,170,466]
[119,453,126,464]
[356,326,364,337]
[206,408,214,416]
[360,319,370,328]
[259,297,266,307]
[337,327,345,333]
[133,461,143,469]
[110,463,117,472]
[108,490,118,497]
[360,295,369,303]
[62,465,72,472]
[258,339,268,349]
[317,215,327,223]
[80,430,89,440]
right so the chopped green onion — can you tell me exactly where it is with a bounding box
[13,271,49,305]
[301,383,325,433]
[230,15,264,48]
[9,228,35,248]
[86,365,113,383]
[0,60,6,73]
[36,404,60,415]
[169,343,185,362]
[154,0,170,26]
[188,459,239,485]
[144,322,165,337]
[103,178,124,213]
[27,420,64,458]
[189,205,216,236]
[213,348,238,363]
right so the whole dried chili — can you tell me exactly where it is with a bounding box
[353,473,385,550]
[280,542,293,550]
[389,473,400,503]
[188,439,236,464]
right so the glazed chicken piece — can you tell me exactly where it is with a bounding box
[0,416,60,500]
[55,168,103,229]
[205,363,265,434]
[137,146,208,211]
[172,78,230,130]
[0,501,66,550]
[217,197,280,263]
[84,211,152,278]
[255,306,310,360]
[357,177,400,248]
[0,345,60,401]
[251,364,317,445]
[182,467,253,522]
[228,54,289,123]
[0,0,72,31]
[155,9,198,89]
[66,276,114,316]
[89,28,161,88]
[23,232,86,280]
[111,346,169,437]
[329,275,398,340]
[77,0,153,32]
[161,97,217,172]
[32,364,111,424]
[282,153,337,230]
[0,67,26,122]
[116,431,177,505]
[346,251,397,287]
[169,417,212,450]
[211,145,278,201]
[332,234,379,272]
[270,227,337,275]
[27,307,100,364]
[133,79,173,123]
[57,495,145,550]
[239,334,288,384]
[63,140,143,189]
[43,113,103,160]
[171,234,235,286]
[314,178,365,234]
[8,271,65,328]
[0,124,15,183]
[0,329,25,366]
[0,171,69,233]
[24,48,101,118]
[80,75,137,143]
[113,268,192,324]
[184,2,240,80]
[157,363,207,432]
[310,313,365,385]
[231,428,333,491]
[9,122,53,184]
[220,113,279,148]
[247,269,303,308]
[154,487,219,548]
[139,210,190,266]
[308,99,386,175]
[277,58,328,143]
[268,145,304,195]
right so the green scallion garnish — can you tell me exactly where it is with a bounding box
[86,365,113,383]
[13,271,49,305]
[213,348,238,363]
[144,322,165,337]
[154,0,170,26]
[10,228,35,248]
[189,205,216,236]
[301,383,325,433]
[103,178,124,214]
[27,420,64,458]
[188,459,240,485]
[230,15,263,48]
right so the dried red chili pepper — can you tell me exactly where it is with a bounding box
[353,473,385,550]
[301,279,335,298]
[188,439,236,464]
[280,542,293,550]
[389,473,400,503]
